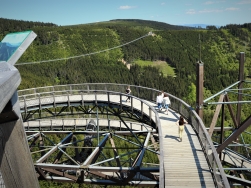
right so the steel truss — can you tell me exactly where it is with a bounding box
[22,101,156,130]
[201,52,251,187]
[25,102,160,187]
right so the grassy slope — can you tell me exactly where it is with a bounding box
[133,59,176,77]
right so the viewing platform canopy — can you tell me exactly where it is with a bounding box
[0,30,36,64]
[0,30,37,113]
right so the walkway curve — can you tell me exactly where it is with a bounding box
[18,83,230,187]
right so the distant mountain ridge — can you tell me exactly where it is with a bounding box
[91,19,197,30]
[182,24,220,28]
[0,17,214,31]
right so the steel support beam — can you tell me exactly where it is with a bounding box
[226,174,251,187]
[217,114,251,153]
[36,132,73,163]
[125,132,151,182]
[35,163,159,172]
[26,130,155,135]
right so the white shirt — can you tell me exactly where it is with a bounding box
[163,96,170,105]
[156,95,163,104]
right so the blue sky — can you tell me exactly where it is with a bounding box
[1,0,251,27]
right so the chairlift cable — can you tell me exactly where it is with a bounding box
[15,32,153,66]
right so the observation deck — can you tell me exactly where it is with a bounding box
[17,83,229,187]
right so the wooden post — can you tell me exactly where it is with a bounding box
[0,92,39,188]
[219,99,225,160]
[236,52,245,127]
[235,52,245,151]
[196,61,204,120]
[0,30,38,187]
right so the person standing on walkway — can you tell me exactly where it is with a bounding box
[163,93,171,114]
[177,116,187,142]
[125,86,131,102]
[161,90,164,98]
[156,92,163,111]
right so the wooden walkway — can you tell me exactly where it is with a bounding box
[144,100,215,188]
[19,94,216,187]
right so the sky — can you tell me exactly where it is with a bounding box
[0,0,251,27]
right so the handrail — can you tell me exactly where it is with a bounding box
[23,118,155,132]
[18,83,230,187]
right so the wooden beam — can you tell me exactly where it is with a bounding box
[225,95,238,128]
[0,92,39,188]
[150,135,160,161]
[0,66,20,113]
[236,52,245,127]
[109,136,122,165]
[0,119,39,188]
[53,133,73,164]
[36,167,47,180]
[196,61,204,119]
[109,135,124,178]
[82,134,109,165]
[206,127,232,132]
[43,168,78,181]
[141,172,159,181]
[208,94,224,137]
[90,171,121,184]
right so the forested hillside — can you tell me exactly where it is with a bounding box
[1,17,251,187]
[1,18,251,126]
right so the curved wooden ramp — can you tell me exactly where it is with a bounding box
[148,102,215,187]
[19,93,216,187]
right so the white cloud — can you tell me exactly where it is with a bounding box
[119,5,136,10]
[204,1,214,5]
[204,1,228,5]
[186,6,239,15]
[186,9,196,14]
[225,7,240,11]
[186,8,223,14]
[237,0,251,4]
[199,9,223,13]
[161,2,166,5]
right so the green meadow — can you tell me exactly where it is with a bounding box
[133,60,176,77]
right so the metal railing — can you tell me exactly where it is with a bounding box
[23,118,155,132]
[18,83,230,187]
[0,172,5,188]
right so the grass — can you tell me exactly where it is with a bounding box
[133,59,176,77]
